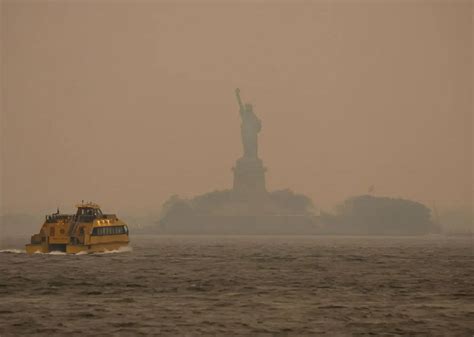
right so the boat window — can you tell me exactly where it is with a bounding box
[91,226,127,236]
[75,207,101,222]
[50,227,55,236]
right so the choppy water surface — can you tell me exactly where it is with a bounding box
[0,235,473,336]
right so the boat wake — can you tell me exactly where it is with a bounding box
[95,245,133,254]
[0,249,26,254]
[44,251,67,255]
[24,250,68,255]
[73,246,133,255]
[1,245,133,255]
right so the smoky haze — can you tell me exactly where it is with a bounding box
[1,1,472,218]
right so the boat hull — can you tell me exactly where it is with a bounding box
[25,243,49,254]
[25,241,129,254]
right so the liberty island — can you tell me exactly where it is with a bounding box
[155,89,317,234]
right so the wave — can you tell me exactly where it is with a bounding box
[49,251,68,255]
[0,249,26,254]
[0,246,133,255]
[32,250,67,255]
[75,250,89,255]
[34,246,133,255]
[96,246,133,254]
[75,246,133,255]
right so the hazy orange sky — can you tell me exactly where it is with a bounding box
[1,1,472,215]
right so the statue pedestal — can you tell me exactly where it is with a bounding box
[232,157,267,199]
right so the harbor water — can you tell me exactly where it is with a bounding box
[0,235,472,336]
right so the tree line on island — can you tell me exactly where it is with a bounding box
[156,192,445,235]
[1,195,470,238]
[319,195,436,235]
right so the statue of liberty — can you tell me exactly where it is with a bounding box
[235,88,262,159]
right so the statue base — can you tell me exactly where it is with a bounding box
[232,156,267,199]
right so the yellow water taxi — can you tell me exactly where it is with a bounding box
[25,202,130,254]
